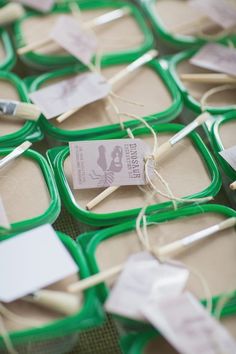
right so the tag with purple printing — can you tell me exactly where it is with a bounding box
[190,44,236,76]
[30,72,111,119]
[189,0,236,29]
[15,0,54,12]
[142,292,236,354]
[104,252,189,321]
[50,15,97,65]
[219,145,236,171]
[69,139,153,189]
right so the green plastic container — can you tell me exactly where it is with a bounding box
[77,203,236,331]
[121,311,236,354]
[14,0,153,70]
[168,49,236,115]
[0,29,15,71]
[0,71,43,147]
[140,0,236,52]
[29,58,182,144]
[0,231,104,354]
[0,147,60,235]
[210,112,236,181]
[47,123,221,227]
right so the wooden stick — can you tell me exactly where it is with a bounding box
[180,73,236,84]
[68,264,123,293]
[156,217,236,258]
[56,49,158,123]
[0,141,32,169]
[230,181,236,190]
[86,112,210,210]
[17,7,131,56]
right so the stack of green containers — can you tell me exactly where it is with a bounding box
[0,0,236,353]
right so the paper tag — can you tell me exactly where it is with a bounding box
[219,145,236,171]
[104,252,189,321]
[190,43,236,76]
[15,0,54,12]
[69,139,152,189]
[30,72,111,119]
[50,16,97,65]
[0,224,78,302]
[189,0,236,29]
[142,292,236,354]
[0,197,10,229]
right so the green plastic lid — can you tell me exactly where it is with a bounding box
[210,112,236,181]
[0,70,43,147]
[0,29,15,71]
[47,123,221,227]
[0,231,104,353]
[29,59,182,143]
[141,0,236,51]
[14,0,153,70]
[168,48,236,115]
[77,203,236,331]
[0,147,60,235]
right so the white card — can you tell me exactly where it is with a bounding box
[30,72,111,119]
[69,139,152,189]
[0,197,10,229]
[219,145,236,171]
[0,224,78,302]
[15,0,54,12]
[142,292,236,354]
[50,15,97,65]
[189,0,236,29]
[105,252,189,321]
[190,43,236,76]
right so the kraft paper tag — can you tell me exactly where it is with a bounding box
[189,0,236,29]
[30,72,111,119]
[15,0,54,12]
[142,292,236,354]
[69,139,152,189]
[104,252,189,321]
[190,44,236,76]
[219,145,236,171]
[0,197,10,229]
[0,224,78,302]
[50,15,97,65]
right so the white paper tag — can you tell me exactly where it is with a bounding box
[15,0,54,12]
[50,15,97,65]
[30,72,111,119]
[0,197,10,229]
[189,0,236,29]
[219,145,236,171]
[142,292,236,354]
[104,252,189,321]
[69,139,152,189]
[190,43,236,76]
[0,224,78,302]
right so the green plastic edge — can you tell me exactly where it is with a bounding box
[77,203,236,332]
[0,29,16,71]
[167,48,236,115]
[0,71,43,147]
[0,147,61,236]
[29,58,182,142]
[47,123,221,227]
[140,0,236,50]
[0,231,104,348]
[13,0,154,69]
[210,111,236,181]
